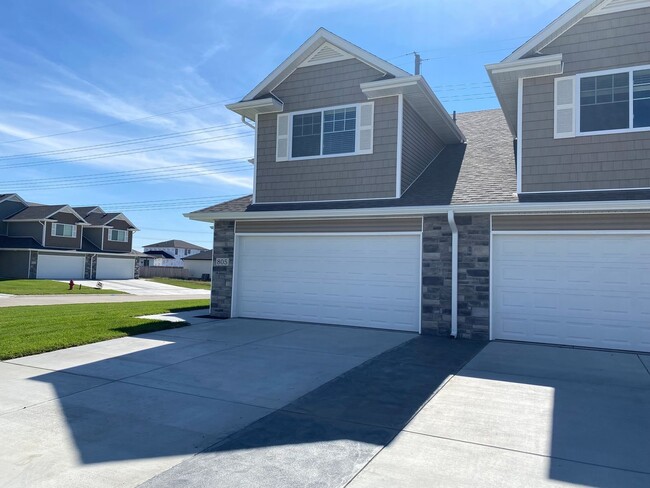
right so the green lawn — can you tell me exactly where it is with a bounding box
[0,299,210,360]
[146,277,212,290]
[0,279,124,295]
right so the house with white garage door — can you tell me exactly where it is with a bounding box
[187,0,650,354]
[0,193,140,280]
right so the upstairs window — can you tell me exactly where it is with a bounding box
[276,102,374,161]
[579,73,629,132]
[52,223,76,238]
[108,229,128,242]
[558,66,650,137]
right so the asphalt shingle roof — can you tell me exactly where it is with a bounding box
[182,250,212,261]
[143,250,176,259]
[0,235,43,250]
[83,212,122,226]
[144,240,208,250]
[191,109,517,216]
[4,204,71,221]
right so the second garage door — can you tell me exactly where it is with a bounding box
[234,234,421,331]
[96,257,135,280]
[492,233,650,352]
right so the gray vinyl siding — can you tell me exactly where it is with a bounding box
[401,100,445,193]
[235,217,422,234]
[44,212,82,249]
[0,201,26,235]
[492,213,650,231]
[0,251,30,278]
[7,222,44,244]
[103,219,133,252]
[521,7,650,193]
[255,58,398,203]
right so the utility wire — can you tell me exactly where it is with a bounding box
[0,132,253,169]
[2,157,251,185]
[0,96,243,145]
[0,122,245,161]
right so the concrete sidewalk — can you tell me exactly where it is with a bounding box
[0,293,209,307]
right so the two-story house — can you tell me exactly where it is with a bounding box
[187,0,650,354]
[0,193,139,280]
[142,240,208,267]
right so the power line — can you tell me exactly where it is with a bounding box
[0,132,253,169]
[2,157,251,186]
[1,166,253,192]
[88,194,249,206]
[0,122,245,161]
[0,95,244,145]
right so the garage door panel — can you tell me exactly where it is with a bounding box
[96,257,134,280]
[37,254,85,280]
[235,234,420,332]
[493,233,650,353]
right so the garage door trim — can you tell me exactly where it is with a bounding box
[231,231,423,333]
[489,222,650,349]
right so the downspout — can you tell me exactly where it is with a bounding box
[241,115,255,129]
[447,210,458,338]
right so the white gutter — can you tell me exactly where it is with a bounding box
[241,115,255,129]
[185,199,650,223]
[447,210,458,338]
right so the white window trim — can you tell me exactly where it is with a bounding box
[285,102,370,162]
[575,64,650,137]
[51,223,77,238]
[108,229,129,242]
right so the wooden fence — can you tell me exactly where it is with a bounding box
[138,266,190,279]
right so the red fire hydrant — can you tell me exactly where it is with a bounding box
[68,279,74,290]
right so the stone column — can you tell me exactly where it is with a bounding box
[421,215,453,335]
[211,220,235,318]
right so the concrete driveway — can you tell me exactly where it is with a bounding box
[2,317,649,488]
[0,316,417,487]
[73,279,211,296]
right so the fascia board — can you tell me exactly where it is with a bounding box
[185,199,650,222]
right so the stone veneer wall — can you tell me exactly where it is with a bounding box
[421,214,491,340]
[28,251,38,279]
[211,220,235,318]
[421,216,453,335]
[455,214,490,340]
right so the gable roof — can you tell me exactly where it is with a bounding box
[82,211,139,230]
[4,204,87,223]
[182,249,212,261]
[187,109,516,220]
[73,206,105,217]
[144,239,208,250]
[0,193,27,205]
[241,28,410,103]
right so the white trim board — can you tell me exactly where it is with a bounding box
[242,28,410,102]
[186,199,650,222]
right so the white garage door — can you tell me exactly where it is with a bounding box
[234,234,421,331]
[37,254,85,280]
[96,257,135,280]
[492,234,650,352]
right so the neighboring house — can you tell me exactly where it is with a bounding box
[187,0,650,355]
[142,240,208,267]
[182,250,212,279]
[0,193,140,280]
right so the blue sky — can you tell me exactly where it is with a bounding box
[0,0,575,250]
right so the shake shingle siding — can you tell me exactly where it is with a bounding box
[255,58,398,203]
[521,8,650,193]
[401,100,445,193]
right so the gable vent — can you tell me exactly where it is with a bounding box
[299,42,353,68]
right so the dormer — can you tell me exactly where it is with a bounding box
[227,28,464,205]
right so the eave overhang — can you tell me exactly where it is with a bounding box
[185,199,650,223]
[486,54,564,135]
[360,76,465,144]
[226,97,284,121]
